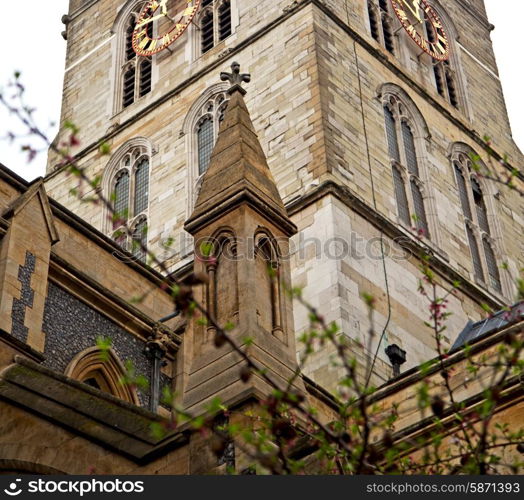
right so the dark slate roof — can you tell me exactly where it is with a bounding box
[451,301,524,351]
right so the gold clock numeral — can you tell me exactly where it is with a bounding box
[138,36,150,50]
[396,8,409,24]
[391,0,449,60]
[149,39,158,51]
[133,0,201,55]
[399,0,423,23]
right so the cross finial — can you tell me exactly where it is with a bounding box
[220,62,251,95]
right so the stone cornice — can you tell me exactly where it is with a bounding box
[369,322,523,404]
[185,183,297,237]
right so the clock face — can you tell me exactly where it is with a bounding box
[390,0,450,61]
[132,0,201,57]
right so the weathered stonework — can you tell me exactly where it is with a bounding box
[0,0,520,475]
[43,0,524,394]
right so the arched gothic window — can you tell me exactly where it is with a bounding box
[120,14,153,109]
[383,96,429,237]
[197,116,214,175]
[183,84,230,213]
[452,150,502,292]
[367,0,395,54]
[198,0,232,55]
[367,1,466,113]
[194,92,229,175]
[109,146,150,262]
[66,347,139,405]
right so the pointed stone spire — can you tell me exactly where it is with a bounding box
[185,62,296,237]
[181,64,303,416]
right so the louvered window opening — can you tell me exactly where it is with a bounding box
[114,171,130,229]
[384,104,430,236]
[444,64,459,108]
[411,180,429,236]
[122,18,152,109]
[132,219,148,263]
[201,11,214,53]
[200,1,232,54]
[218,1,232,40]
[384,106,400,162]
[111,149,150,258]
[401,121,419,176]
[139,59,152,97]
[125,17,136,61]
[134,159,149,215]
[424,14,459,108]
[466,225,484,282]
[472,179,490,234]
[455,164,472,220]
[455,155,502,291]
[483,239,501,291]
[123,68,136,108]
[378,0,395,54]
[368,2,380,42]
[393,166,410,225]
[198,117,214,175]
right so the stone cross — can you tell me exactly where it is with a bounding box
[220,62,251,95]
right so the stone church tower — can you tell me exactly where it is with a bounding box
[45,0,524,393]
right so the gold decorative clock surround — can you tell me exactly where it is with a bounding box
[132,0,201,57]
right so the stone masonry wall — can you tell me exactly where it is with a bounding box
[45,0,524,393]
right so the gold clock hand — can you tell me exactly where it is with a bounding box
[135,0,170,29]
[135,12,166,29]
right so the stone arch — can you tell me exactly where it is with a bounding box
[65,347,139,405]
[110,0,146,35]
[101,137,154,237]
[101,137,154,195]
[427,0,470,115]
[378,83,440,245]
[198,228,239,346]
[254,229,285,342]
[377,83,430,140]
[448,142,508,296]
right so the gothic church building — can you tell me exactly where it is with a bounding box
[0,0,522,474]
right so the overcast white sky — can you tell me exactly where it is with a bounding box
[0,1,522,181]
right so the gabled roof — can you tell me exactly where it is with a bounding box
[2,177,60,245]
